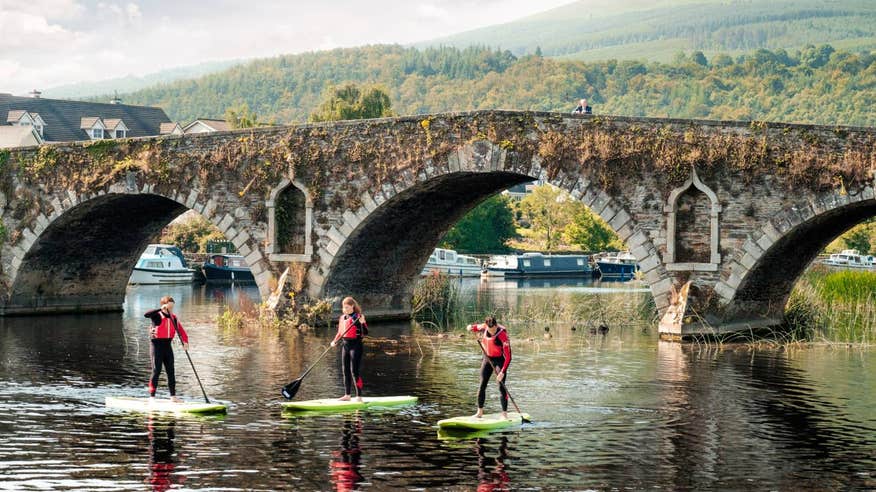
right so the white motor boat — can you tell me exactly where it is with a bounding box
[421,248,483,277]
[823,249,875,269]
[129,244,196,284]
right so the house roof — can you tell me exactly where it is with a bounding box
[0,93,172,142]
[0,125,42,148]
[6,110,26,123]
[159,122,182,134]
[184,118,233,132]
[80,116,103,129]
[103,118,128,130]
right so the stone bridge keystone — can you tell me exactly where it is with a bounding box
[1,110,873,337]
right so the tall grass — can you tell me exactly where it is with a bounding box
[785,267,876,343]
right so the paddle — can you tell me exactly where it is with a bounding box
[476,333,531,423]
[177,330,211,404]
[281,317,359,400]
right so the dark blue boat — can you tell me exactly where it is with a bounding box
[499,253,595,278]
[595,252,639,280]
[203,254,255,284]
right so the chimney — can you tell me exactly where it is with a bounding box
[29,89,41,98]
[110,91,122,105]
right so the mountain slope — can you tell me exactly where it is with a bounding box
[421,0,876,61]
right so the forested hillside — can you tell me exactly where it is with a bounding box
[424,0,876,62]
[119,44,876,127]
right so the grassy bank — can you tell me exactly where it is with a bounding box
[785,267,876,343]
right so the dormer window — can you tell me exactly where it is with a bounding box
[102,118,128,139]
[80,117,106,140]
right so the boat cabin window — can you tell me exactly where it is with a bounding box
[522,259,531,267]
[439,250,446,261]
[544,259,551,267]
[577,258,584,266]
[212,256,225,267]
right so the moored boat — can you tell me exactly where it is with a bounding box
[421,248,483,277]
[483,252,594,278]
[822,249,875,270]
[203,254,255,284]
[129,244,196,285]
[595,251,639,280]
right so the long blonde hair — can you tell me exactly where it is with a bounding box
[342,296,362,315]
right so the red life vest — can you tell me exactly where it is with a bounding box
[481,326,509,358]
[153,312,189,343]
[338,314,367,340]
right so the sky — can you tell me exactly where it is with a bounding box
[0,0,572,95]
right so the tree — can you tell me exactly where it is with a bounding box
[518,185,576,252]
[691,51,708,66]
[158,214,225,253]
[224,102,259,129]
[309,83,394,122]
[441,195,517,253]
[843,228,872,254]
[564,205,622,252]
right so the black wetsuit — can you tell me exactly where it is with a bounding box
[478,356,509,412]
[341,338,364,397]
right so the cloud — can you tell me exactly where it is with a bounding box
[416,3,452,23]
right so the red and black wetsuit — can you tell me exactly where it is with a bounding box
[333,313,368,396]
[469,323,512,412]
[144,309,189,397]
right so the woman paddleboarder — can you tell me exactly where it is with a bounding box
[144,296,189,402]
[330,297,368,402]
[468,316,512,419]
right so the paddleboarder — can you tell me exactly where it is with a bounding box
[144,296,189,402]
[330,297,368,402]
[467,316,512,419]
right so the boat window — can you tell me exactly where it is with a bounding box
[577,258,584,266]
[146,261,164,268]
[522,259,531,267]
[439,250,446,261]
[544,259,551,267]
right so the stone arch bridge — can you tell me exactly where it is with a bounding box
[1,111,873,337]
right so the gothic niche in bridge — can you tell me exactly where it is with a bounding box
[663,168,721,271]
[266,178,313,262]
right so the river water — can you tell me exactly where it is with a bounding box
[1,279,875,490]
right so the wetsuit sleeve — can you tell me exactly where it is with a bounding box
[500,331,511,372]
[174,317,189,344]
[144,309,162,326]
[468,323,484,333]
[359,315,368,336]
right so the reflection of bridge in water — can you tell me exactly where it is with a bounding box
[2,110,874,336]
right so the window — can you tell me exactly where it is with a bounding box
[145,261,164,268]
[544,259,551,267]
[577,258,584,266]
[91,128,103,139]
[522,259,531,267]
[115,129,126,138]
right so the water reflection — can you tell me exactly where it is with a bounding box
[476,436,511,492]
[146,416,180,492]
[329,415,364,492]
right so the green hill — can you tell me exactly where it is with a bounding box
[421,0,876,62]
[118,44,876,127]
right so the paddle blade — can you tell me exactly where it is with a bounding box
[281,379,302,400]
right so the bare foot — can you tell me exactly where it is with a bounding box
[170,396,182,403]
[501,412,508,419]
[338,395,351,401]
[356,396,363,403]
[473,409,484,419]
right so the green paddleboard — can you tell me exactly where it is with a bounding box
[281,395,418,412]
[105,396,227,414]
[437,412,530,431]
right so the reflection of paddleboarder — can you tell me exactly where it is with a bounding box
[467,316,512,419]
[144,296,189,402]
[476,436,510,492]
[145,416,185,492]
[329,416,364,492]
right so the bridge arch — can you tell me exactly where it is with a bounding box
[3,182,270,315]
[714,188,876,329]
[309,142,670,318]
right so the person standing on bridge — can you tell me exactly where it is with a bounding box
[330,297,368,402]
[572,98,592,115]
[467,316,512,419]
[144,296,189,402]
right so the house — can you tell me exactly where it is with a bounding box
[182,118,233,134]
[0,125,42,148]
[0,92,176,148]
